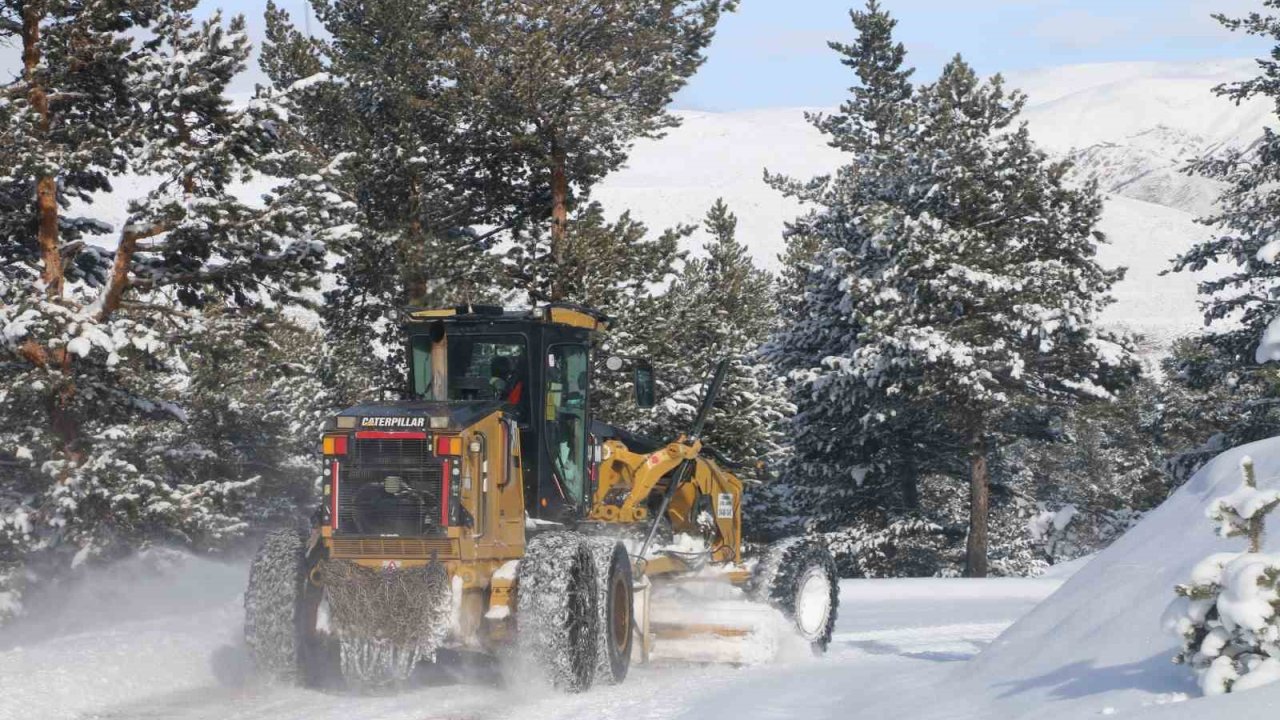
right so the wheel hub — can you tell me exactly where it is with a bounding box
[795,566,832,639]
[610,571,630,652]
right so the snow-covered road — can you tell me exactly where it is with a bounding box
[0,557,1060,720]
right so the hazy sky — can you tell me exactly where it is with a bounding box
[8,0,1276,110]
[677,0,1274,109]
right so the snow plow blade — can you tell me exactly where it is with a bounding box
[634,576,801,666]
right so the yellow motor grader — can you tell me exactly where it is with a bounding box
[244,303,838,691]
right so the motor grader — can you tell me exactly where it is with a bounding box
[244,303,838,691]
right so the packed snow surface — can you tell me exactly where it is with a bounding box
[0,554,1058,720]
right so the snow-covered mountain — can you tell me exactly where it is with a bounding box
[70,59,1274,348]
[595,58,1275,348]
[1063,126,1225,218]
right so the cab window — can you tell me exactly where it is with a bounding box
[545,345,589,503]
[411,336,434,398]
[411,335,529,420]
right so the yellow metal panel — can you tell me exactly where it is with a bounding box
[410,308,458,319]
[651,622,752,639]
[548,307,605,331]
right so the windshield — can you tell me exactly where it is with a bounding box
[411,334,529,418]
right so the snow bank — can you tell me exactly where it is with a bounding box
[956,436,1280,719]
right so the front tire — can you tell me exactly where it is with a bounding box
[516,532,600,693]
[244,529,309,682]
[587,538,633,685]
[750,537,839,653]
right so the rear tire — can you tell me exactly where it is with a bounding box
[516,532,600,693]
[587,538,633,685]
[244,529,309,682]
[750,537,839,653]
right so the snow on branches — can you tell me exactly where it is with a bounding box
[766,3,1137,576]
[1168,457,1280,695]
[0,0,344,620]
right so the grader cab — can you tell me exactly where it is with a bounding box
[244,303,839,691]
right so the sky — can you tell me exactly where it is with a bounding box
[672,0,1275,110]
[5,0,1276,110]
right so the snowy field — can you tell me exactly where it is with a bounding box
[0,559,1058,720]
[12,437,1280,719]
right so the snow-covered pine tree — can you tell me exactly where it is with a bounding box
[643,200,791,465]
[774,228,824,323]
[461,0,734,296]
[1175,4,1280,368]
[770,13,1137,577]
[849,58,1135,577]
[504,202,687,311]
[1168,456,1280,695]
[808,0,914,155]
[0,1,335,618]
[771,0,913,328]
[1160,336,1280,485]
[259,0,513,393]
[765,1,949,573]
[0,0,151,292]
[161,308,334,530]
[1000,381,1167,566]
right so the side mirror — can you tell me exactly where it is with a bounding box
[634,362,656,409]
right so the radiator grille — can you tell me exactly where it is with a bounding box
[336,464,444,536]
[353,437,432,466]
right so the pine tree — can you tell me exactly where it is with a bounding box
[845,58,1134,576]
[259,0,519,393]
[0,1,334,617]
[766,1,943,571]
[809,0,914,154]
[461,0,734,296]
[769,12,1137,576]
[160,308,334,529]
[1174,6,1280,367]
[1160,10,1280,544]
[1000,381,1168,566]
[505,202,687,310]
[1169,456,1280,696]
[643,200,791,465]
[770,0,916,330]
[0,0,153,295]
[1160,336,1280,484]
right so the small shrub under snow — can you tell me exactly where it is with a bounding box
[1166,456,1280,695]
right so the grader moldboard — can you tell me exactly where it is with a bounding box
[244,303,839,691]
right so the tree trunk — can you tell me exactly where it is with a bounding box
[405,179,428,304]
[96,222,170,322]
[965,435,990,578]
[23,4,62,296]
[899,454,920,510]
[18,340,79,458]
[549,140,568,301]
